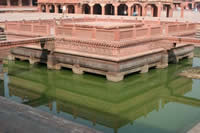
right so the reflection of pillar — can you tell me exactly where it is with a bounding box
[52,101,57,114]
[4,73,10,98]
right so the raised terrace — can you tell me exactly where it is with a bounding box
[1,16,197,82]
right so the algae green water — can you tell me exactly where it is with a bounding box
[0,55,200,133]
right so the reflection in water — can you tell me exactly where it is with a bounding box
[0,56,200,133]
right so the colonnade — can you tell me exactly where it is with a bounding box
[0,0,37,7]
[38,2,179,17]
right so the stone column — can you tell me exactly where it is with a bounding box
[19,0,22,6]
[54,4,58,13]
[181,4,184,18]
[128,5,132,16]
[90,4,94,14]
[169,5,174,17]
[46,4,50,13]
[142,4,146,16]
[114,4,118,16]
[101,4,105,15]
[157,3,161,17]
[7,0,11,7]
[30,0,33,6]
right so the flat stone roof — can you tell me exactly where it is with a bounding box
[0,96,101,133]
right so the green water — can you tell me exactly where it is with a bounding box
[0,55,200,133]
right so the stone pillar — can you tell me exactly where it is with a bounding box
[46,4,50,13]
[47,54,61,70]
[90,4,94,14]
[114,4,118,16]
[54,4,58,13]
[169,6,174,17]
[157,52,168,68]
[142,4,146,16]
[181,4,184,18]
[101,4,105,15]
[128,5,132,16]
[19,0,22,6]
[7,0,11,7]
[29,0,33,6]
[72,65,84,75]
[157,4,161,17]
[140,65,149,73]
[106,73,124,82]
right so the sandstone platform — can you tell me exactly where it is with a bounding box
[0,96,101,133]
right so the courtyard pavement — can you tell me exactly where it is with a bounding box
[0,10,199,23]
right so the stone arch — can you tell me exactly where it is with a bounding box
[105,4,114,15]
[145,4,158,17]
[10,0,18,6]
[188,3,192,9]
[132,3,143,16]
[58,5,62,13]
[0,27,4,32]
[0,0,7,6]
[22,0,30,6]
[41,4,46,12]
[118,4,128,16]
[82,4,90,14]
[93,4,102,14]
[49,4,55,13]
[32,0,37,6]
[68,5,75,13]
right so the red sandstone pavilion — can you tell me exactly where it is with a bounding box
[0,1,200,82]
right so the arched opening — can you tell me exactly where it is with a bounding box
[41,4,46,12]
[68,5,75,13]
[105,4,114,15]
[22,0,30,6]
[82,4,90,14]
[145,4,158,17]
[32,0,37,6]
[49,5,55,13]
[132,4,143,16]
[0,0,7,6]
[163,4,171,17]
[188,3,192,9]
[118,4,128,16]
[93,4,102,14]
[58,5,62,13]
[10,0,18,6]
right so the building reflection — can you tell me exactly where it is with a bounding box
[1,60,199,133]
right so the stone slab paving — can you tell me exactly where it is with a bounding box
[0,96,102,133]
[0,10,200,23]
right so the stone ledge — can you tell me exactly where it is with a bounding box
[0,96,101,133]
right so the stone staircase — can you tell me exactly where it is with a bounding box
[195,24,200,39]
[0,31,6,41]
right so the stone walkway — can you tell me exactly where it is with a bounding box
[0,96,101,133]
[0,10,200,22]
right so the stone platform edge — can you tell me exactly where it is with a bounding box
[0,96,102,133]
